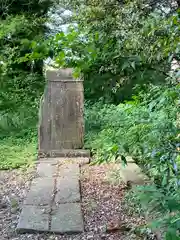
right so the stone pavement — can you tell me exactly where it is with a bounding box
[17,157,89,234]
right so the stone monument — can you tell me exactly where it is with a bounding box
[38,68,89,157]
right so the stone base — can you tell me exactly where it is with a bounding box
[38,149,91,158]
[37,157,90,166]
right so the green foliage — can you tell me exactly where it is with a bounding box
[0,136,37,170]
[124,185,180,239]
[85,83,180,238]
[0,0,55,17]
[85,84,179,169]
[0,15,47,75]
[0,72,43,169]
[0,0,55,169]
[50,0,179,102]
[20,1,179,102]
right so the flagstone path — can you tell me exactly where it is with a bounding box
[17,157,90,234]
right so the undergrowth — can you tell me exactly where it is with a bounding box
[85,84,180,183]
[0,136,37,170]
[0,110,38,170]
[0,72,43,170]
[85,83,180,239]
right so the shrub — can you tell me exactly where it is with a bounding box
[85,83,180,238]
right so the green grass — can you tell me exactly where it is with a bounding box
[0,136,37,170]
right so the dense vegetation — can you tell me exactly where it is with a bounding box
[0,0,56,168]
[0,0,179,239]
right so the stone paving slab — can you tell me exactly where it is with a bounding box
[37,162,58,178]
[50,203,84,233]
[24,178,54,206]
[17,205,49,233]
[58,163,80,178]
[55,176,80,203]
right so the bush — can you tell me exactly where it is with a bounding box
[85,83,180,238]
[86,84,179,176]
[0,72,44,169]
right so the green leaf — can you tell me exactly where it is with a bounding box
[94,32,99,41]
[31,41,37,49]
[121,61,130,71]
[72,68,81,79]
[166,228,180,240]
[131,61,136,70]
[58,51,65,60]
[111,144,119,153]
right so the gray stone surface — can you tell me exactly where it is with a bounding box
[55,176,80,203]
[59,157,90,166]
[38,158,59,164]
[119,162,148,185]
[50,203,84,233]
[38,70,84,151]
[17,205,49,233]
[17,160,85,234]
[39,157,90,165]
[58,163,80,178]
[37,162,58,178]
[24,178,54,205]
[39,149,91,158]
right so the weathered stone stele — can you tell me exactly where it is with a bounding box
[38,68,84,155]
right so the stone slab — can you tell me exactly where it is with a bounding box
[37,158,59,164]
[46,68,73,80]
[38,157,90,166]
[55,176,80,203]
[50,203,84,233]
[119,163,148,185]
[37,162,58,178]
[39,149,91,158]
[17,205,49,233]
[58,163,80,178]
[24,178,54,206]
[58,157,90,166]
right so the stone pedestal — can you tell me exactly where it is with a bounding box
[38,68,84,156]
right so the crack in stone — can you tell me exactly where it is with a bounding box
[48,164,59,231]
